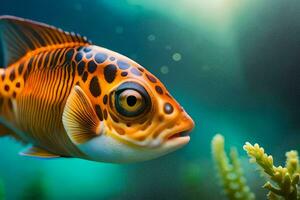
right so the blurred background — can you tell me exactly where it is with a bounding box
[0,0,300,199]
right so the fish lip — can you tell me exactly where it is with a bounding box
[165,113,194,142]
[166,129,191,141]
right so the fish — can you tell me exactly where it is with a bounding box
[0,15,194,163]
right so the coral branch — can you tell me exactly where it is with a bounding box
[212,134,255,200]
[243,142,300,200]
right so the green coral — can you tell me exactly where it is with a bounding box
[211,134,255,200]
[243,142,300,200]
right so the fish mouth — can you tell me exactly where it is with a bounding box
[164,113,194,147]
[167,130,191,141]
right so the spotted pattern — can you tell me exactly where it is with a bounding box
[9,70,15,81]
[103,95,108,105]
[104,64,117,83]
[82,71,88,82]
[83,47,92,53]
[164,103,174,114]
[77,61,85,75]
[146,73,157,83]
[121,72,128,77]
[86,53,93,59]
[130,68,142,76]
[87,60,97,73]
[95,53,107,64]
[95,105,103,121]
[155,85,163,95]
[117,60,130,70]
[89,76,101,97]
[75,52,83,62]
[103,109,108,120]
[4,85,9,91]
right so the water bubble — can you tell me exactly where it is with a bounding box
[147,34,156,41]
[172,53,182,61]
[115,26,124,34]
[160,66,169,74]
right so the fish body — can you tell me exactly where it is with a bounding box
[0,16,194,163]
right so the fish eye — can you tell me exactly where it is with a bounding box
[114,82,151,117]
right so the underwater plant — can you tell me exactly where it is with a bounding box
[211,134,255,200]
[244,143,300,200]
[212,134,300,200]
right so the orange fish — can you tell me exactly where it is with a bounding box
[0,16,194,163]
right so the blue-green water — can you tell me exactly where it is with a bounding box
[1,0,300,199]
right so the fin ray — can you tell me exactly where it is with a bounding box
[0,15,91,66]
[63,86,101,145]
[19,146,60,158]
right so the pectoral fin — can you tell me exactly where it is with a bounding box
[62,86,101,145]
[20,146,60,158]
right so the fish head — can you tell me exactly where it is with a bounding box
[79,53,194,163]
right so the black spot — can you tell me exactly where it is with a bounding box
[89,76,101,97]
[164,103,174,114]
[103,95,108,105]
[85,53,93,59]
[4,85,9,91]
[65,49,75,62]
[95,105,103,121]
[117,60,130,70]
[12,92,16,98]
[87,60,97,73]
[16,82,20,88]
[155,85,163,94]
[75,52,83,62]
[104,64,117,83]
[1,74,4,81]
[131,68,142,76]
[9,70,15,81]
[121,72,128,77]
[146,74,157,83]
[103,109,108,120]
[138,67,144,72]
[95,53,108,64]
[109,57,115,61]
[18,63,24,75]
[82,71,88,82]
[83,47,92,53]
[77,61,85,75]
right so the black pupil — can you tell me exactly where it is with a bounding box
[127,95,137,107]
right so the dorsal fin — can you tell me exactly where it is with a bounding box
[0,15,92,66]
